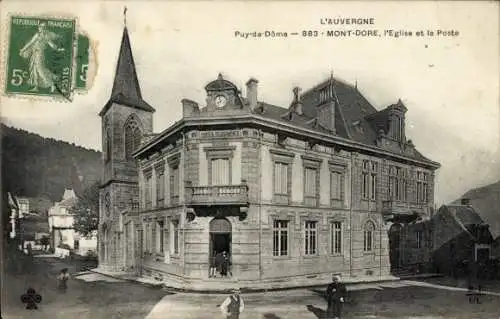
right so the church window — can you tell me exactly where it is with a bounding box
[125,117,142,159]
[105,126,111,162]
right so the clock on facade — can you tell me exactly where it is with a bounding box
[104,192,111,216]
[215,95,227,108]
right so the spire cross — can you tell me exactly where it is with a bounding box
[123,6,128,27]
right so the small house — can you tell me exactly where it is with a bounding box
[431,199,494,277]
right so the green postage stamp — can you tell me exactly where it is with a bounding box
[4,15,94,100]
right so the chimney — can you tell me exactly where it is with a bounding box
[290,87,303,115]
[461,198,470,206]
[182,98,199,117]
[246,78,259,111]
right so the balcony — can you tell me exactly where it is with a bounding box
[381,200,426,223]
[185,182,249,207]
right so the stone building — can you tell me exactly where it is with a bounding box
[98,26,440,285]
[48,188,78,249]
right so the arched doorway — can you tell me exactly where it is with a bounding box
[388,223,402,272]
[209,218,232,276]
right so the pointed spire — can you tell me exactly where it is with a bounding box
[111,26,142,100]
[355,79,358,90]
[99,21,155,116]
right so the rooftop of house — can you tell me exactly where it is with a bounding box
[102,26,438,168]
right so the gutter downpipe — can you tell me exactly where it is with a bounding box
[258,129,263,280]
[349,153,354,277]
[181,131,186,276]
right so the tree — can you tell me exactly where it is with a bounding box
[71,181,99,237]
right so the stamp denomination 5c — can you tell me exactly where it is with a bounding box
[5,16,76,99]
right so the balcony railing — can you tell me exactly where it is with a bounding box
[382,200,425,216]
[185,182,249,206]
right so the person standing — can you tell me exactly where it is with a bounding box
[210,251,217,278]
[57,268,70,293]
[220,287,244,319]
[221,251,229,277]
[326,275,347,319]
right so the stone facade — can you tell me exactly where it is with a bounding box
[99,27,440,284]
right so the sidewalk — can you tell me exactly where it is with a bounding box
[90,267,420,293]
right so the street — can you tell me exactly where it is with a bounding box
[3,253,500,319]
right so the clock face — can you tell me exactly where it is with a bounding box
[215,95,227,108]
[104,193,111,216]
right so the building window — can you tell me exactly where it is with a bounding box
[105,127,111,162]
[416,172,429,203]
[364,221,375,252]
[330,171,343,201]
[391,115,404,141]
[145,223,151,252]
[156,220,164,254]
[330,222,342,255]
[156,169,165,207]
[319,84,333,104]
[170,220,179,255]
[362,160,377,200]
[170,165,180,205]
[304,167,318,205]
[303,156,321,207]
[416,230,423,249]
[389,166,407,201]
[304,221,318,256]
[211,158,230,185]
[145,173,152,209]
[273,220,289,256]
[124,117,142,159]
[270,149,295,204]
[274,162,289,195]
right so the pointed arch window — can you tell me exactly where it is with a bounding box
[105,127,112,162]
[363,221,375,252]
[124,117,142,159]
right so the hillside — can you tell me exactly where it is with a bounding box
[1,124,102,205]
[453,180,500,239]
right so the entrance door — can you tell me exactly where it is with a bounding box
[389,223,402,272]
[209,218,232,277]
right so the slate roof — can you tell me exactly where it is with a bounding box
[445,205,485,226]
[252,76,434,164]
[99,27,155,116]
[433,204,493,244]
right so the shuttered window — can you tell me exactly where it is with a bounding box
[211,158,230,185]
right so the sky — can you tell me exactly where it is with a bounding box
[1,1,499,205]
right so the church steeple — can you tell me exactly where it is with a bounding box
[99,23,155,116]
[111,26,142,100]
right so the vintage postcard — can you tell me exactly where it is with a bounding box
[1,1,499,319]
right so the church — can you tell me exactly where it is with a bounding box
[98,25,440,287]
